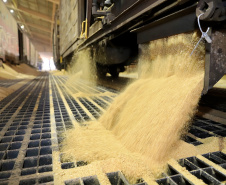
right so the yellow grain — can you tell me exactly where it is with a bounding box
[61,32,222,183]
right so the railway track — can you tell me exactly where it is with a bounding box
[0,73,225,184]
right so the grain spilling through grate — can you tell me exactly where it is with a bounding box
[61,32,224,183]
[100,32,205,173]
[66,49,97,85]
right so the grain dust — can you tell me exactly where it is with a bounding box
[66,49,96,85]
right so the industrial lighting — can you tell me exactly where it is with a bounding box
[10,9,14,13]
[21,25,24,29]
[3,0,7,3]
[105,0,111,5]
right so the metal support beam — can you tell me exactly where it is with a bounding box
[7,5,53,23]
[16,20,51,33]
[32,33,51,40]
[19,5,53,23]
[86,0,92,38]
[50,4,56,45]
[26,22,51,33]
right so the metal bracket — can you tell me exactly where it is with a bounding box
[196,0,226,21]
[203,28,226,94]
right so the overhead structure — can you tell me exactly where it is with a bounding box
[3,0,59,54]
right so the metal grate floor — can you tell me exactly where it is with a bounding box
[0,74,225,184]
[157,152,226,185]
[64,151,226,185]
[0,74,53,184]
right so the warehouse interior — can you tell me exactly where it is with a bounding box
[1,0,226,184]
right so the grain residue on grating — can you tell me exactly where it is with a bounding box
[61,32,219,183]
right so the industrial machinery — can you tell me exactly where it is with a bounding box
[53,0,226,93]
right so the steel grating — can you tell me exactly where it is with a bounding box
[157,152,226,185]
[52,76,91,123]
[0,79,22,88]
[0,74,225,184]
[191,117,226,138]
[0,74,53,184]
[91,97,109,109]
[50,75,90,170]
[63,151,226,185]
[78,97,103,119]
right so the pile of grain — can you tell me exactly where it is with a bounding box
[0,63,39,79]
[0,63,39,101]
[0,63,21,79]
[8,63,41,76]
[62,33,221,182]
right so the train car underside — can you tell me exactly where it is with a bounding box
[58,0,226,93]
